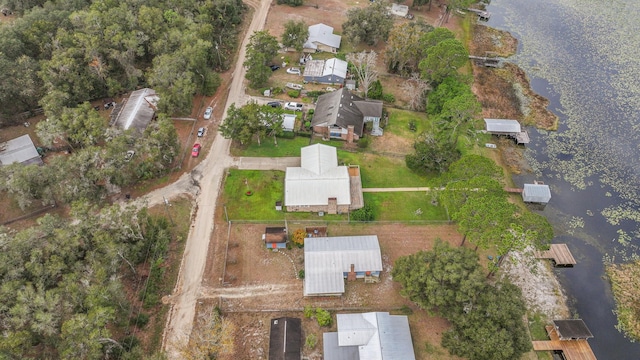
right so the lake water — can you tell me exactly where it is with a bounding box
[484,0,640,358]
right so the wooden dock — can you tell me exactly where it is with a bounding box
[536,244,577,266]
[532,326,596,360]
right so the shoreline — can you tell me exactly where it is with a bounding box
[469,23,570,320]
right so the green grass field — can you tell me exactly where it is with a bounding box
[338,151,429,188]
[384,108,433,138]
[363,192,448,221]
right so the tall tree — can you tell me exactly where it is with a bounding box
[281,20,308,52]
[400,73,431,111]
[385,21,433,74]
[342,0,394,46]
[244,31,279,88]
[392,240,486,318]
[219,103,262,145]
[406,132,460,174]
[442,280,531,360]
[419,38,469,85]
[347,51,379,99]
[177,306,235,359]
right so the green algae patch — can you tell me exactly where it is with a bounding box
[606,260,640,342]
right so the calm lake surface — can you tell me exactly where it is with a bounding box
[485,0,640,358]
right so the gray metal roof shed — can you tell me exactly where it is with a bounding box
[522,183,551,204]
[114,88,158,132]
[484,118,522,133]
[323,312,416,360]
[553,319,594,340]
[303,235,382,296]
[0,134,43,166]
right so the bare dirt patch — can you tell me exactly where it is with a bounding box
[202,221,464,359]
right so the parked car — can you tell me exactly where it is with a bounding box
[197,127,205,137]
[203,106,213,120]
[191,143,202,157]
[266,101,281,108]
[286,82,303,90]
[286,67,301,75]
[269,64,280,71]
[284,102,303,111]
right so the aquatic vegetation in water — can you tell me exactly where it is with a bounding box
[601,205,640,226]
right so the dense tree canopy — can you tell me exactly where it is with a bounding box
[219,102,285,145]
[0,203,174,358]
[244,31,280,89]
[385,21,434,75]
[0,0,245,124]
[392,240,486,318]
[420,38,469,85]
[281,20,308,52]
[342,0,394,46]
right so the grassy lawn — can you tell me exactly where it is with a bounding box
[221,169,347,221]
[385,108,433,138]
[338,151,429,188]
[230,136,311,157]
[364,192,448,221]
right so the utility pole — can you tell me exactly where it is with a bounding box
[163,196,174,225]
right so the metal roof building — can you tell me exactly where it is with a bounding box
[269,317,302,360]
[285,144,351,208]
[303,58,348,85]
[113,88,158,132]
[323,312,416,360]
[484,118,522,133]
[0,134,43,166]
[303,235,382,296]
[522,183,551,204]
[303,23,342,53]
[553,319,594,340]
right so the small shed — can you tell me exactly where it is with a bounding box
[389,3,409,17]
[269,317,302,360]
[282,114,296,132]
[484,118,530,144]
[553,320,593,340]
[263,227,288,249]
[522,183,551,204]
[303,58,347,85]
[0,134,43,166]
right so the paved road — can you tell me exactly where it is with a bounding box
[162,0,271,356]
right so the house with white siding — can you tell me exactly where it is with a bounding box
[323,312,416,360]
[303,235,382,297]
[303,23,342,53]
[284,143,363,213]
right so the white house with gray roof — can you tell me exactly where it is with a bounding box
[303,23,342,53]
[303,235,382,297]
[323,312,416,360]
[285,143,363,213]
[303,58,348,85]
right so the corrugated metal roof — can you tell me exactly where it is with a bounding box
[285,144,351,207]
[0,134,42,166]
[304,236,382,296]
[484,118,521,133]
[324,312,416,360]
[115,88,157,131]
[303,59,325,78]
[323,332,359,360]
[522,183,551,203]
[304,23,342,50]
[323,58,348,79]
[282,114,296,131]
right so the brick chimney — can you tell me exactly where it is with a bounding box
[346,125,355,143]
[347,264,356,281]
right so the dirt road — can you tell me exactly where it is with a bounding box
[162,0,271,357]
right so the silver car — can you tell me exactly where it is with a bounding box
[203,106,213,120]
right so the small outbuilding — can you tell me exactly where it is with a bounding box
[553,320,594,341]
[269,317,302,360]
[113,88,159,132]
[263,227,288,249]
[484,118,530,144]
[389,3,409,17]
[522,182,551,204]
[0,134,43,166]
[282,114,296,132]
